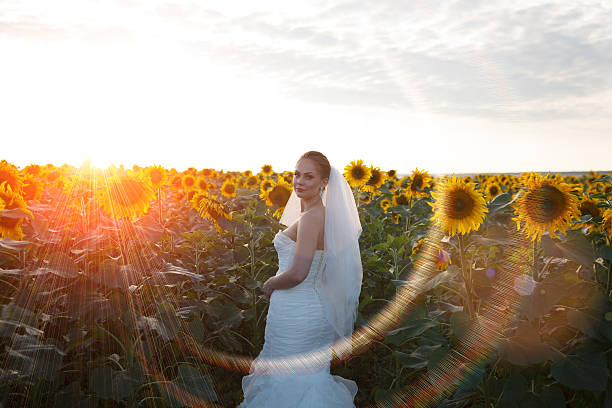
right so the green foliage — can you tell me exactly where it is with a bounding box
[0,176,611,407]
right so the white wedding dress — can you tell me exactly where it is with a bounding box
[237,230,358,407]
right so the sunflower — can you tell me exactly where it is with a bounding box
[361,166,386,193]
[260,179,274,194]
[221,180,237,198]
[196,177,209,192]
[411,238,425,256]
[0,160,24,194]
[281,171,293,184]
[243,170,253,178]
[387,169,397,179]
[189,191,207,209]
[406,168,431,199]
[63,174,97,209]
[146,165,167,188]
[23,164,43,178]
[0,181,32,240]
[344,160,371,188]
[261,178,292,209]
[428,175,489,236]
[380,199,391,212]
[391,212,401,224]
[485,183,502,200]
[45,169,61,183]
[260,164,274,177]
[196,194,232,232]
[392,191,410,206]
[394,175,409,189]
[22,175,43,202]
[200,168,214,177]
[577,196,601,233]
[186,189,198,202]
[182,174,196,190]
[511,172,580,242]
[436,248,452,271]
[245,175,259,188]
[96,170,155,220]
[170,175,183,188]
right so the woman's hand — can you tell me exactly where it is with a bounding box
[262,276,276,300]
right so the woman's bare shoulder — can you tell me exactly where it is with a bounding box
[300,206,325,226]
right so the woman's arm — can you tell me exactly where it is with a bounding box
[265,211,322,293]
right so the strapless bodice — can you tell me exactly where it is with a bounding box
[273,231,326,287]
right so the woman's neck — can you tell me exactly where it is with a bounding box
[300,196,323,213]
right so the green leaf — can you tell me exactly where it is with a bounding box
[567,310,607,342]
[541,230,595,269]
[500,373,528,404]
[384,319,438,346]
[55,382,95,408]
[426,345,450,371]
[450,311,470,339]
[0,238,31,251]
[33,251,79,279]
[157,365,219,406]
[551,343,609,391]
[393,345,441,370]
[499,321,555,366]
[455,365,485,394]
[600,245,612,262]
[522,274,573,320]
[89,366,114,399]
[209,302,244,330]
[89,366,141,401]
[540,385,565,408]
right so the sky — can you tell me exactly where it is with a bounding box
[1,0,611,175]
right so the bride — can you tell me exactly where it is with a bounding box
[238,151,363,407]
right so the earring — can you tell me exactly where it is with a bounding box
[319,187,324,197]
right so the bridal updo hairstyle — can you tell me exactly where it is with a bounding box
[298,151,331,182]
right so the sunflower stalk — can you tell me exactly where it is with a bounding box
[532,239,539,282]
[606,262,612,298]
[458,234,475,319]
[157,187,162,226]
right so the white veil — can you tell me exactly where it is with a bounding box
[280,165,363,359]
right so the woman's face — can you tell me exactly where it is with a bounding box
[294,159,327,199]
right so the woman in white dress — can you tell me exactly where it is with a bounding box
[238,151,363,407]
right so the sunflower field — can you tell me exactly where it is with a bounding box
[0,158,611,407]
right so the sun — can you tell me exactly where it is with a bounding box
[89,156,115,170]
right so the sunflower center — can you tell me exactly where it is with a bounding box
[525,184,566,223]
[580,201,600,218]
[411,175,423,191]
[448,189,474,219]
[150,171,163,184]
[352,168,365,179]
[269,186,291,207]
[368,171,381,185]
[489,186,499,196]
[0,216,19,229]
[395,194,409,206]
